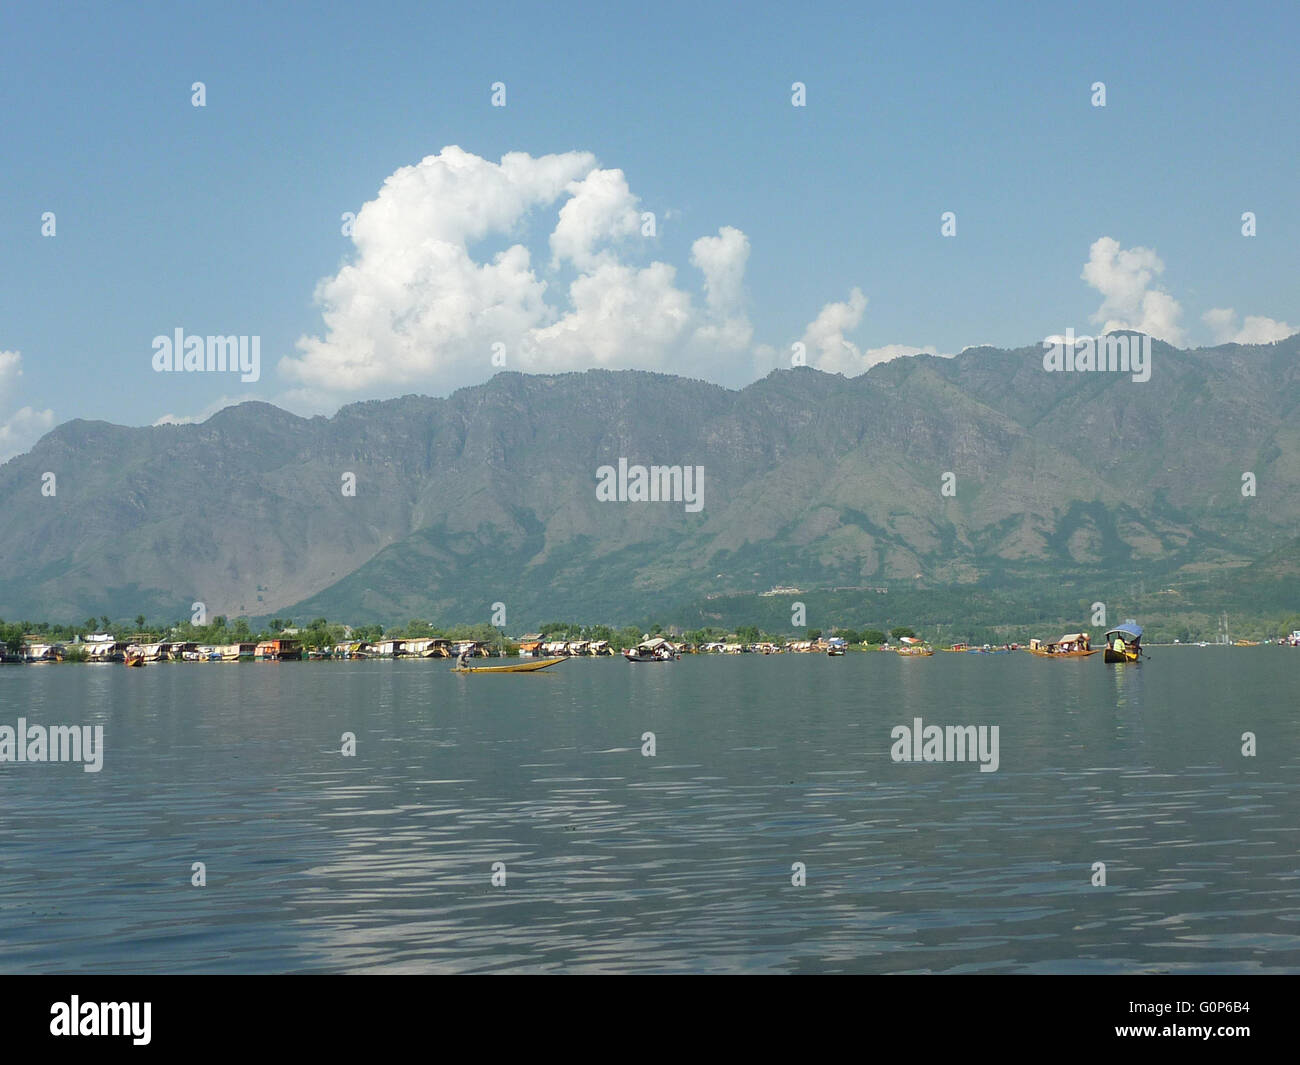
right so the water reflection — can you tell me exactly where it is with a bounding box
[0,651,1296,972]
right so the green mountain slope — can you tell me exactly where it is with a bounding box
[0,335,1296,626]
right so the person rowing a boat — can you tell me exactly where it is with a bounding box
[456,649,469,669]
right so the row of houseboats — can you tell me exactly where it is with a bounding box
[13,620,1295,666]
[864,621,1148,661]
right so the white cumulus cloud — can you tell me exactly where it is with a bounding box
[282,146,764,409]
[1081,237,1185,345]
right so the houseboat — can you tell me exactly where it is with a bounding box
[255,638,303,661]
[403,637,451,658]
[85,635,127,662]
[20,638,65,662]
[624,636,678,662]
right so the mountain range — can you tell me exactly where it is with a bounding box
[2,332,1297,628]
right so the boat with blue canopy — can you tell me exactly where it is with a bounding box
[1104,620,1143,663]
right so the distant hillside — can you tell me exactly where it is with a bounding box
[1,333,1297,627]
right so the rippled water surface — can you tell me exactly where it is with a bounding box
[1,650,1297,973]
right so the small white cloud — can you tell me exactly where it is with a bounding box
[1082,237,1185,345]
[153,395,248,426]
[861,343,944,367]
[0,349,55,462]
[802,292,949,375]
[0,350,21,391]
[804,288,868,373]
[1202,307,1295,345]
[0,407,56,463]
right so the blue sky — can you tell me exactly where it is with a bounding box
[1,0,1296,455]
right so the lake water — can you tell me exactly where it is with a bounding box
[1,649,1297,973]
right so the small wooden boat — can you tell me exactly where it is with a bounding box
[827,648,845,656]
[124,652,145,667]
[452,656,565,674]
[1104,620,1143,663]
[1027,633,1098,658]
[944,643,969,653]
[894,647,935,657]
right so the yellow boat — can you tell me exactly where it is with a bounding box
[1104,621,1143,663]
[1233,639,1260,647]
[452,656,565,674]
[1026,633,1098,658]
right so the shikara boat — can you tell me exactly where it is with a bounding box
[452,656,565,674]
[1026,634,1099,658]
[1104,620,1143,663]
[124,651,146,667]
[944,643,969,653]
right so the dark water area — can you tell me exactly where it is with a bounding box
[1,649,1296,973]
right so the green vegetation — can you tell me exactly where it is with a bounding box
[4,569,1298,661]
